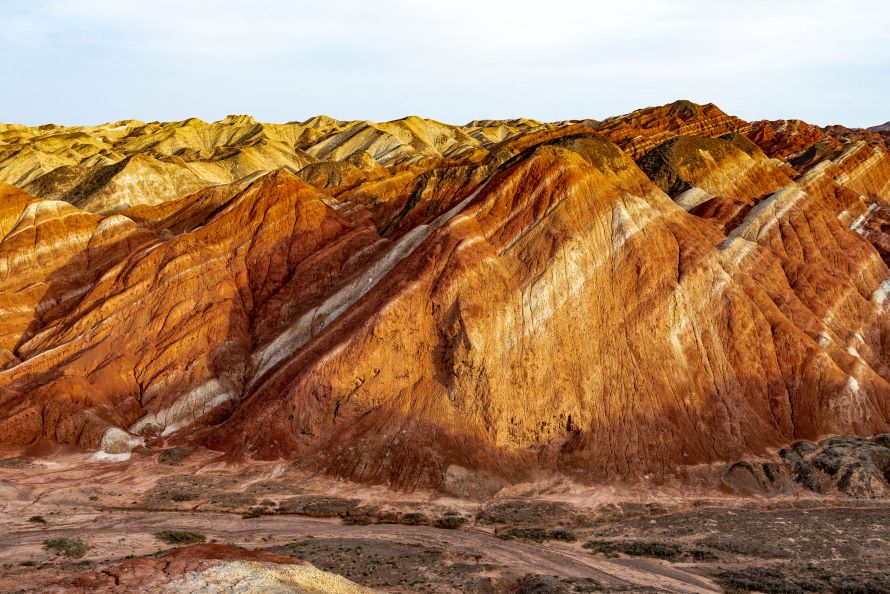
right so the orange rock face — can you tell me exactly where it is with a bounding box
[747,119,886,172]
[591,100,749,159]
[2,103,890,491]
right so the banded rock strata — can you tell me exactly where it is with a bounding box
[1,101,890,492]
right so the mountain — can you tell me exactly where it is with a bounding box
[1,102,890,494]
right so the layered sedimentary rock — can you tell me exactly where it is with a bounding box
[0,114,550,215]
[871,122,890,148]
[2,101,890,491]
[591,100,749,159]
[746,119,887,172]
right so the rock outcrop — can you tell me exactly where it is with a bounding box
[2,102,890,492]
[724,434,890,499]
[51,544,375,594]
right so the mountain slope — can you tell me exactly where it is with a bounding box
[1,102,890,492]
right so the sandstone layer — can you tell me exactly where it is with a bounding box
[2,101,890,492]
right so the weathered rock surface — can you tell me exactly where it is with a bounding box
[724,434,890,498]
[1,115,550,214]
[51,544,375,593]
[2,102,890,493]
[591,100,749,159]
[747,119,886,172]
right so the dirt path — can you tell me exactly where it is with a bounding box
[1,507,719,592]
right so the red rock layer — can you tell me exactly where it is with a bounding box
[0,171,384,450]
[2,103,890,491]
[200,134,890,487]
[747,119,886,172]
[636,134,793,233]
[592,100,750,159]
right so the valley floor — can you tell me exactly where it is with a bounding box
[1,453,888,593]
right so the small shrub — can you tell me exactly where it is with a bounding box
[687,548,718,561]
[154,531,206,545]
[517,575,602,593]
[497,527,576,542]
[43,538,87,559]
[434,514,468,529]
[27,515,46,524]
[620,541,683,560]
[498,527,547,542]
[242,506,270,519]
[547,529,577,542]
[400,512,429,525]
[171,492,197,502]
[583,540,610,552]
[714,567,807,594]
[583,539,682,560]
[828,576,890,594]
[342,512,376,525]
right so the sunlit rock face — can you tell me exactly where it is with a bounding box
[1,101,890,490]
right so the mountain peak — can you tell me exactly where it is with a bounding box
[217,114,258,126]
[300,114,342,128]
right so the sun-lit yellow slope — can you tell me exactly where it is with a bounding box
[0,115,547,213]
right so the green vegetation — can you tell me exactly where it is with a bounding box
[497,527,578,543]
[43,538,87,559]
[154,530,206,545]
[715,566,890,594]
[583,539,683,560]
[242,506,271,519]
[400,512,429,525]
[27,515,46,524]
[715,567,815,594]
[433,514,468,529]
[546,529,578,542]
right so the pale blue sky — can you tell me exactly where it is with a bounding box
[3,0,889,127]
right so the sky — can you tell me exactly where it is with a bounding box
[2,0,889,128]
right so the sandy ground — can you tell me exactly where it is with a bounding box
[1,451,888,593]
